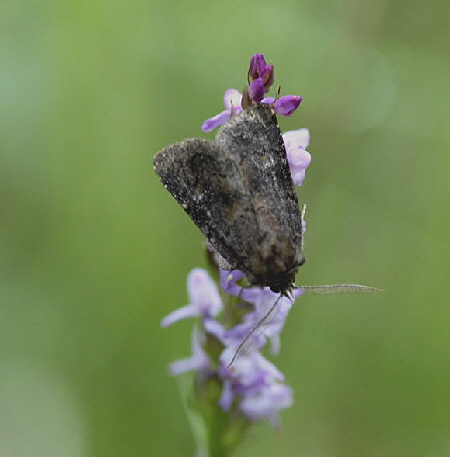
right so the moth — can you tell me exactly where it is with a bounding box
[153,103,304,295]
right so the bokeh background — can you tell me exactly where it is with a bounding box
[2,0,450,456]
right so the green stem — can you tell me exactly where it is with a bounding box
[196,375,229,457]
[201,378,250,457]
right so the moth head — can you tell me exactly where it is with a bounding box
[269,254,306,294]
[268,269,296,294]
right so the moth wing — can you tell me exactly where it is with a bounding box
[153,138,256,269]
[215,104,304,286]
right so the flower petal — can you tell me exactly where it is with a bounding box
[240,383,293,422]
[219,380,234,411]
[262,96,275,104]
[187,268,223,317]
[223,89,243,110]
[201,110,231,132]
[292,169,306,186]
[219,269,245,295]
[169,356,202,375]
[161,303,198,327]
[203,318,226,340]
[248,78,265,103]
[273,95,302,117]
[169,327,210,375]
[269,334,281,355]
[283,128,310,150]
[286,148,311,169]
[249,54,267,80]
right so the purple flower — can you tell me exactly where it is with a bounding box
[249,54,274,92]
[249,53,267,81]
[169,327,211,376]
[160,268,223,327]
[283,129,311,186]
[202,89,303,133]
[273,95,302,117]
[220,269,303,355]
[248,78,265,103]
[202,54,301,132]
[162,267,300,424]
[201,89,243,132]
[218,339,293,425]
[240,382,293,426]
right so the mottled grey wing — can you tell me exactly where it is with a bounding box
[215,104,304,289]
[153,104,304,292]
[153,137,254,271]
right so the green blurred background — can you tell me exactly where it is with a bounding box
[2,0,450,455]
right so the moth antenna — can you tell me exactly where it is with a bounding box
[227,293,286,368]
[294,284,383,295]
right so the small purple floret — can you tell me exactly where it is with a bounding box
[248,78,265,103]
[283,129,311,186]
[201,89,243,132]
[223,88,243,111]
[162,267,301,424]
[240,382,293,426]
[161,268,223,327]
[249,54,267,80]
[273,95,302,117]
[218,345,292,425]
[201,110,232,133]
[169,328,211,376]
[249,54,274,92]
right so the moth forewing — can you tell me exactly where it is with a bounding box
[154,104,306,294]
